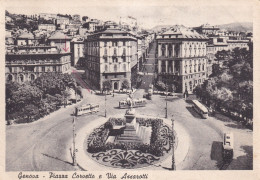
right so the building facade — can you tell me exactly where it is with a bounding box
[5,31,71,83]
[84,28,138,90]
[38,24,56,32]
[156,27,209,93]
[193,24,220,36]
[71,37,84,67]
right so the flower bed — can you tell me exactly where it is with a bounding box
[87,117,173,157]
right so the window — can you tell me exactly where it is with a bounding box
[113,48,117,55]
[104,41,107,47]
[7,74,13,81]
[113,42,117,47]
[104,48,108,55]
[53,66,56,72]
[123,41,126,46]
[114,65,117,72]
[105,65,108,71]
[123,64,126,71]
[42,66,45,72]
[161,44,165,56]
[123,48,126,55]
[105,75,107,79]
[217,38,224,42]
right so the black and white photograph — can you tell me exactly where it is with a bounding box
[1,0,260,179]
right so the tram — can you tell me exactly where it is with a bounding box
[192,100,208,119]
[222,133,234,161]
[75,104,99,116]
[119,98,147,109]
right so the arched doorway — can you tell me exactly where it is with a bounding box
[30,74,35,81]
[18,74,24,83]
[114,81,118,90]
[7,74,13,82]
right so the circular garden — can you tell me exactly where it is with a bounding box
[84,117,178,169]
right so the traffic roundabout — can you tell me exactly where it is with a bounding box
[72,113,190,170]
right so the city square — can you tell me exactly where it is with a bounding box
[4,3,254,173]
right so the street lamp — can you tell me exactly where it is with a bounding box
[165,84,168,118]
[72,82,78,167]
[72,115,77,166]
[105,86,107,118]
[171,118,176,170]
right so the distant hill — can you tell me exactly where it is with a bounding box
[150,25,172,32]
[150,24,186,33]
[151,22,253,33]
[217,22,253,32]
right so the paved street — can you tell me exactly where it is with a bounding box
[6,46,253,171]
[139,42,156,90]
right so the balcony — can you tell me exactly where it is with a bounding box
[158,71,180,76]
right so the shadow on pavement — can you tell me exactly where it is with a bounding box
[210,142,253,170]
[228,145,253,170]
[210,141,224,169]
[186,107,201,119]
[225,123,247,130]
[212,112,233,123]
[185,99,193,104]
[42,153,73,166]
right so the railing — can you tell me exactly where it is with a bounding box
[6,50,71,55]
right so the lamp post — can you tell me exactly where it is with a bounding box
[165,84,168,118]
[72,82,78,166]
[171,118,176,170]
[72,115,77,166]
[105,86,107,118]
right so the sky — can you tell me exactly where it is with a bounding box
[5,0,253,29]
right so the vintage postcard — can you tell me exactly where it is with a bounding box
[0,0,260,179]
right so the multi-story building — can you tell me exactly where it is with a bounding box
[84,27,138,90]
[56,16,70,29]
[207,35,249,55]
[72,14,81,21]
[5,31,72,83]
[39,13,57,20]
[38,24,56,32]
[193,24,220,36]
[156,26,209,93]
[71,37,84,67]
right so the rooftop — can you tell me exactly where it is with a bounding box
[158,26,208,40]
[17,32,34,39]
[48,31,71,40]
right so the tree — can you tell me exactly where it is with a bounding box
[122,80,130,89]
[102,80,112,91]
[156,81,166,91]
[215,50,229,64]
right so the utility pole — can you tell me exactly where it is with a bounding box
[171,118,176,170]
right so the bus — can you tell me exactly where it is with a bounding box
[222,133,234,161]
[119,98,146,109]
[192,100,208,119]
[75,104,99,116]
